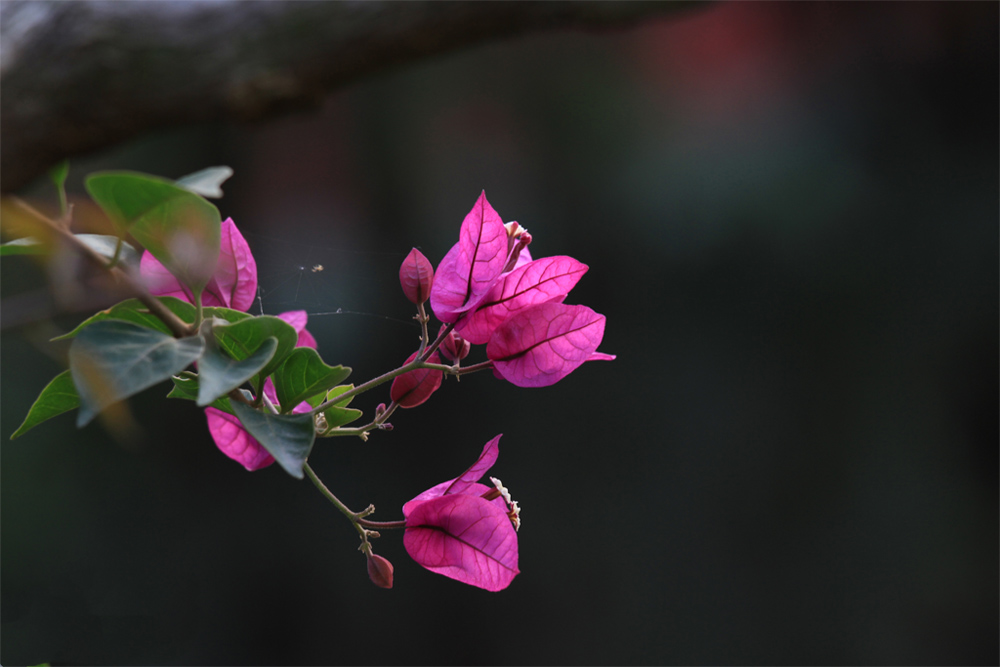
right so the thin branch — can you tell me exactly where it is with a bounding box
[0,0,704,192]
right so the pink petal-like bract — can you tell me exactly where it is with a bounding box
[141,217,257,311]
[205,407,275,471]
[457,256,589,344]
[403,493,519,591]
[389,351,444,408]
[403,435,502,512]
[140,249,190,302]
[429,192,509,323]
[276,310,317,349]
[205,218,257,311]
[487,301,615,388]
[399,247,435,305]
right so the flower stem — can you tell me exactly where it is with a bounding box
[303,463,406,538]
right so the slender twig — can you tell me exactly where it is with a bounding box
[6,196,193,338]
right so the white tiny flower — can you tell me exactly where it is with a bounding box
[509,500,521,531]
[489,476,512,505]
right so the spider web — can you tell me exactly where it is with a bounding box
[241,230,419,329]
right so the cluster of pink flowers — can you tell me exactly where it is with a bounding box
[140,194,612,591]
[392,191,613,404]
[141,217,315,472]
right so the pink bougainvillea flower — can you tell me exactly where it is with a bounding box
[487,301,615,388]
[390,350,444,408]
[140,217,258,311]
[399,247,435,306]
[402,435,520,591]
[428,192,510,323]
[456,255,589,345]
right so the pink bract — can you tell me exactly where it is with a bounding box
[429,192,509,323]
[403,493,519,592]
[487,301,615,388]
[456,255,589,345]
[205,408,275,471]
[402,435,519,591]
[140,217,257,311]
[276,310,318,349]
[390,350,443,408]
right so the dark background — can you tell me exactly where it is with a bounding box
[2,3,997,664]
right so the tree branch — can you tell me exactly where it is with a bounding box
[0,0,701,193]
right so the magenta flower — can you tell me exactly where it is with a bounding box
[402,435,520,591]
[456,255,589,345]
[428,192,512,323]
[427,193,613,387]
[487,301,615,388]
[140,217,258,311]
[140,217,318,470]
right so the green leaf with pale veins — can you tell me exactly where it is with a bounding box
[197,335,278,407]
[70,320,204,426]
[213,316,298,390]
[231,401,315,479]
[11,370,80,439]
[271,347,351,413]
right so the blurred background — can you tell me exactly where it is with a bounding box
[2,2,997,664]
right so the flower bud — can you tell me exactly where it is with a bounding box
[375,403,387,418]
[438,325,471,362]
[399,248,434,305]
[366,553,394,589]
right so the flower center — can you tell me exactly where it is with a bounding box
[482,476,521,531]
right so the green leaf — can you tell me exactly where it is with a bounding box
[231,401,315,479]
[271,347,351,413]
[314,384,363,430]
[85,171,221,296]
[50,159,69,215]
[321,405,363,430]
[197,335,278,407]
[167,372,249,414]
[54,297,197,340]
[202,306,254,324]
[213,316,298,390]
[70,320,204,426]
[11,370,80,439]
[176,166,233,199]
[0,237,45,255]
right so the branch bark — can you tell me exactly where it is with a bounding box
[0,0,701,192]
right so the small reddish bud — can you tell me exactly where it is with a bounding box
[390,351,444,408]
[375,403,387,418]
[399,248,434,305]
[367,553,394,589]
[439,325,471,362]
